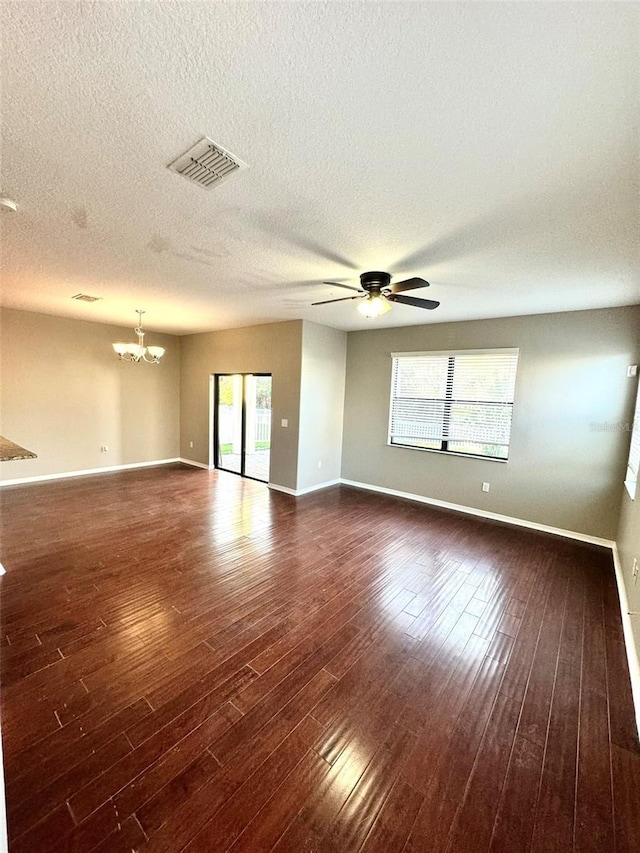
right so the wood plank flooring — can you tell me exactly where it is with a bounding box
[1,463,639,852]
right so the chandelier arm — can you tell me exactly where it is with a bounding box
[113,310,163,364]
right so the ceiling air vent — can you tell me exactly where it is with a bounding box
[72,293,102,302]
[167,137,248,190]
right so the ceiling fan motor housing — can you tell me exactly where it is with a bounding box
[360,271,391,292]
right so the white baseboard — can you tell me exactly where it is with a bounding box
[268,479,340,497]
[178,457,211,471]
[339,479,615,549]
[611,544,640,739]
[268,482,297,496]
[296,479,341,496]
[268,474,614,549]
[0,461,616,549]
[0,458,181,487]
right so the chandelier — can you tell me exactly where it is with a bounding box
[112,310,165,364]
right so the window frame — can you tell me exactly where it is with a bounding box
[624,381,640,500]
[388,347,520,462]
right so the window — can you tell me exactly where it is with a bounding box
[389,348,519,460]
[625,383,640,499]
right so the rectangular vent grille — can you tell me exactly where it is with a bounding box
[72,293,102,302]
[167,137,248,190]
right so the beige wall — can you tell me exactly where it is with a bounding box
[179,321,303,490]
[297,321,347,491]
[342,306,640,540]
[0,308,180,481]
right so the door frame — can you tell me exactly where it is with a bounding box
[209,373,272,483]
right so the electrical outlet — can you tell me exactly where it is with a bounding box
[317,460,322,469]
[627,365,638,378]
[189,440,193,449]
[482,482,490,493]
[281,419,288,428]
[100,445,108,453]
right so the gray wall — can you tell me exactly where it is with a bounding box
[297,321,347,491]
[342,306,640,540]
[179,321,303,491]
[0,308,180,481]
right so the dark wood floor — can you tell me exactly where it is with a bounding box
[1,464,639,853]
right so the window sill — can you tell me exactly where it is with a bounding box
[388,442,509,463]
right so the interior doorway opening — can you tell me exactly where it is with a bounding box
[210,373,272,483]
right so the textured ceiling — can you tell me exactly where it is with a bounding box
[1,1,638,335]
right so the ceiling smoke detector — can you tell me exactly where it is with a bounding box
[72,293,102,302]
[167,136,248,190]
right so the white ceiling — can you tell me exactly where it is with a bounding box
[1,1,638,335]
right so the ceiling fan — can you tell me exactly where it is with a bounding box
[312,271,439,318]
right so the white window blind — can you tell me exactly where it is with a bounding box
[625,383,640,500]
[389,349,519,460]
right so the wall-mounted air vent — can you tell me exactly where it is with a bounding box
[71,293,102,302]
[167,137,248,190]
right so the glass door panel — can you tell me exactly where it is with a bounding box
[244,375,272,482]
[216,374,242,474]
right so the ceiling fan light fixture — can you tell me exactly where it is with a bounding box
[358,293,392,319]
[314,271,438,314]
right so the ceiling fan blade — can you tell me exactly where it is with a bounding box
[322,281,361,292]
[388,277,430,294]
[387,294,440,310]
[312,296,361,306]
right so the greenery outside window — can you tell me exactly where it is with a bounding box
[389,348,520,460]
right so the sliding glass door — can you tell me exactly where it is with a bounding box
[214,374,272,482]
